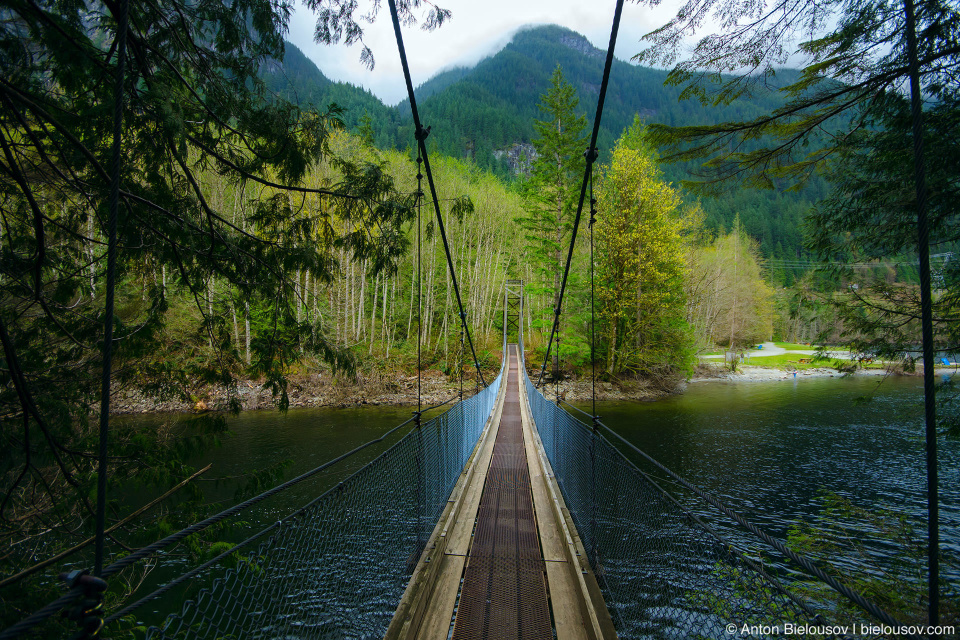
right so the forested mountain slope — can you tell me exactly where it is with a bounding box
[266,27,828,275]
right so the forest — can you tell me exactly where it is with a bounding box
[264,26,835,275]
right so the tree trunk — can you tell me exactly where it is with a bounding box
[244,301,251,365]
[232,304,240,354]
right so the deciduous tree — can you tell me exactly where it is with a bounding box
[596,119,696,385]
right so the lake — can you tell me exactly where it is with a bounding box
[130,374,959,628]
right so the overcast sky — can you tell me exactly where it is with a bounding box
[285,0,681,106]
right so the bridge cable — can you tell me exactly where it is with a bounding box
[588,166,599,561]
[589,165,598,423]
[417,155,423,423]
[0,410,421,640]
[99,406,442,626]
[94,0,130,584]
[552,397,843,629]
[536,0,624,387]
[386,0,487,388]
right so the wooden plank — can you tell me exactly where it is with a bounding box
[523,417,589,640]
[384,378,508,640]
[415,399,504,639]
[518,378,618,640]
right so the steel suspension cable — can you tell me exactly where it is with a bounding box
[386,0,486,388]
[589,165,597,421]
[551,396,828,626]
[904,0,939,624]
[550,391,915,633]
[101,410,428,625]
[537,0,625,387]
[417,156,423,420]
[0,415,418,640]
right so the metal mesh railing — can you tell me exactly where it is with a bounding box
[521,364,897,640]
[144,368,502,640]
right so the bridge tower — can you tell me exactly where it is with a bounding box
[503,279,523,348]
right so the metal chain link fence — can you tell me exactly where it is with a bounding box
[522,366,894,640]
[144,369,502,640]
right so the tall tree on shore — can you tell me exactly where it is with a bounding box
[517,66,586,375]
[0,0,416,622]
[596,119,697,385]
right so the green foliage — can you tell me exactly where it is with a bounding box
[261,25,830,268]
[596,119,697,384]
[0,0,416,625]
[515,66,586,365]
[402,26,827,263]
[633,0,959,272]
[636,0,959,188]
[804,90,960,386]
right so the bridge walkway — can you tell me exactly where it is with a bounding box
[386,345,615,640]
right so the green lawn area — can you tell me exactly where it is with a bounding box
[739,353,886,370]
[740,353,824,369]
[773,342,820,350]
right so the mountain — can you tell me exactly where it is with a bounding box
[268,27,826,278]
[400,26,797,167]
[263,42,401,145]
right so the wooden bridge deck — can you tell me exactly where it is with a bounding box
[385,345,616,640]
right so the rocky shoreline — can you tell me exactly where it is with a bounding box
[690,363,891,382]
[111,369,470,414]
[112,361,941,415]
[111,366,669,414]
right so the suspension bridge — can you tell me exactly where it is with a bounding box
[0,291,934,639]
[0,0,945,636]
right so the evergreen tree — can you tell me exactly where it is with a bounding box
[516,66,586,375]
[806,91,960,367]
[0,0,413,620]
[637,0,959,192]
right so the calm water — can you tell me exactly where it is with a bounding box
[130,375,959,625]
[123,404,428,625]
[583,375,960,582]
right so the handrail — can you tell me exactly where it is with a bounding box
[1,376,510,640]
[521,350,915,637]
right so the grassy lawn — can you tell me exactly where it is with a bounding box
[773,341,820,350]
[739,353,825,369]
[738,353,887,370]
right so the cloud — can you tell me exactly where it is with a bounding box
[286,0,676,105]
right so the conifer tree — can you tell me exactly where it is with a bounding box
[0,0,415,620]
[517,66,585,375]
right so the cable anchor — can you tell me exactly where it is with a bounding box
[60,570,107,639]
